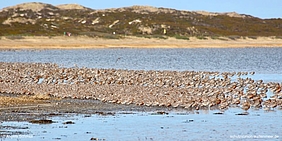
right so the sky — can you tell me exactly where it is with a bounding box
[0,0,281,19]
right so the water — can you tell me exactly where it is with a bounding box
[0,48,281,73]
[2,109,282,141]
[1,109,282,141]
[0,47,282,140]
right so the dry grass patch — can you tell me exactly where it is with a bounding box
[0,94,59,107]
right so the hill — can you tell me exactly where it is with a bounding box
[0,2,282,38]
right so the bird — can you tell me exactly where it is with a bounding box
[115,57,121,63]
[242,100,251,111]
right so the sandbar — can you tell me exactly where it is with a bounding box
[1,36,282,49]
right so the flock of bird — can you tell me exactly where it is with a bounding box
[0,62,281,112]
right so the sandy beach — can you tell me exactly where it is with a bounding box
[1,36,282,49]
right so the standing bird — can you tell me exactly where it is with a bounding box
[116,57,121,63]
[242,100,251,112]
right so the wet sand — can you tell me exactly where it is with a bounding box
[1,93,281,140]
[0,93,174,121]
[1,36,282,49]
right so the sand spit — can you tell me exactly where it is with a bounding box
[0,36,282,49]
[0,62,281,112]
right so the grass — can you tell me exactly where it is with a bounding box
[210,36,229,41]
[196,35,208,40]
[174,35,189,40]
[228,35,241,40]
[5,35,25,40]
[0,94,56,107]
[136,34,152,39]
[247,36,258,39]
[79,31,122,39]
[135,34,168,39]
[151,35,168,39]
[1,7,282,38]
[101,34,121,39]
[211,36,219,40]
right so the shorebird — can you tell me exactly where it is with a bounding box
[116,57,121,63]
[249,71,255,75]
[242,100,251,111]
[3,62,282,114]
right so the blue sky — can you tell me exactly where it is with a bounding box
[0,0,281,19]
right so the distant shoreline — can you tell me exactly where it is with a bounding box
[1,36,282,49]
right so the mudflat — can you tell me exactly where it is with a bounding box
[1,36,282,49]
[0,93,172,121]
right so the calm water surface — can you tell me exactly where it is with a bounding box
[0,47,282,140]
[1,109,282,141]
[1,47,281,73]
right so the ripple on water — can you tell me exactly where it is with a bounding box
[0,48,282,74]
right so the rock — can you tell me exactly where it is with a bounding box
[63,121,75,124]
[29,119,54,124]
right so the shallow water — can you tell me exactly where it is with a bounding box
[1,109,281,141]
[0,47,282,140]
[1,48,282,74]
[1,48,282,83]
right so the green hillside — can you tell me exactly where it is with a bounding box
[1,2,282,39]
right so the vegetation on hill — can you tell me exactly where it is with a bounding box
[0,2,282,39]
